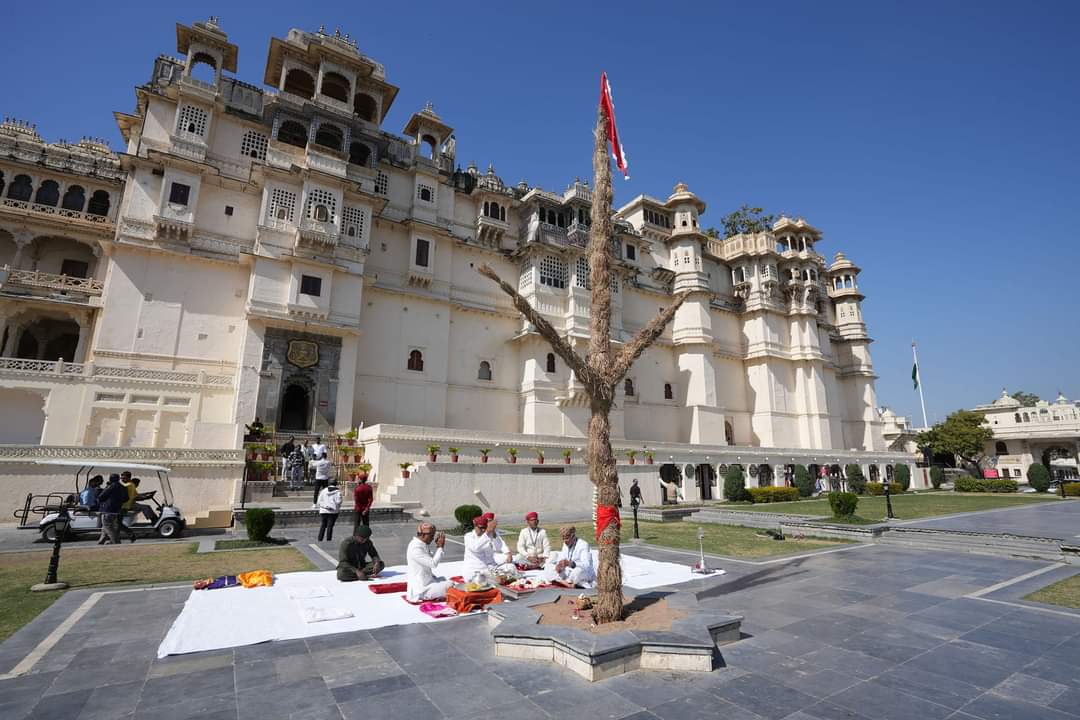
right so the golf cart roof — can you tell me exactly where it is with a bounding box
[34,460,172,472]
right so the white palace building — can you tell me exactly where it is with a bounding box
[0,19,914,524]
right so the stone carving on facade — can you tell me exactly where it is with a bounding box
[287,340,320,368]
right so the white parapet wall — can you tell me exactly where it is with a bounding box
[0,445,243,527]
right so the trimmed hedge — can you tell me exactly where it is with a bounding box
[845,464,866,495]
[1064,482,1080,497]
[930,466,945,489]
[828,491,858,518]
[866,482,905,496]
[793,464,814,498]
[1027,464,1051,493]
[454,504,483,532]
[893,464,911,491]
[244,508,275,542]
[954,476,1018,493]
[748,486,801,504]
[724,465,750,503]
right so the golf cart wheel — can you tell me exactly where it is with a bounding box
[41,525,58,542]
[158,519,182,539]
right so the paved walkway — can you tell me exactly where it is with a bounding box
[901,497,1080,541]
[2,521,1080,719]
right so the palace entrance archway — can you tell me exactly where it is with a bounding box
[279,384,311,432]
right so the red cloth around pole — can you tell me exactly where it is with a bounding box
[595,504,621,542]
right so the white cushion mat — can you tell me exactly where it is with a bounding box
[156,552,709,658]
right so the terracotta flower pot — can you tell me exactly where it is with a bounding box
[481,456,489,464]
[401,470,410,479]
[508,456,517,464]
[646,457,654,465]
[537,457,544,464]
[629,457,635,465]
[451,455,459,463]
[428,454,437,463]
[354,454,363,463]
[564,457,571,465]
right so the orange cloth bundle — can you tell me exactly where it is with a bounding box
[446,586,503,613]
[237,570,273,588]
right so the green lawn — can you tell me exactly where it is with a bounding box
[1024,573,1080,609]
[0,542,315,644]
[501,519,849,559]
[715,491,1058,521]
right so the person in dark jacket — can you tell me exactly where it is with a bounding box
[96,474,126,545]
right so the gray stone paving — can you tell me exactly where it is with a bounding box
[901,498,1080,541]
[2,522,1080,719]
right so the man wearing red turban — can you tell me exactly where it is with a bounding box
[514,511,550,567]
[463,512,511,575]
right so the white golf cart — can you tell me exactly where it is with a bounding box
[15,460,187,541]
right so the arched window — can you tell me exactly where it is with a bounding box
[189,53,217,85]
[277,120,308,148]
[725,421,734,445]
[348,142,371,167]
[545,353,556,373]
[419,187,432,203]
[283,68,315,98]
[624,378,634,397]
[1014,413,1021,423]
[664,383,673,400]
[1023,412,1030,422]
[421,134,438,160]
[34,180,60,207]
[0,170,5,196]
[313,123,343,151]
[995,441,1008,455]
[86,190,110,216]
[407,350,424,372]
[354,93,377,122]
[500,206,506,222]
[8,174,33,201]
[313,205,329,222]
[478,361,492,381]
[320,72,350,103]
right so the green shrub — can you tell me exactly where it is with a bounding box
[954,476,1018,493]
[866,482,905,496]
[244,508,275,542]
[828,491,859,518]
[1064,482,1080,497]
[893,465,911,491]
[930,466,944,489]
[454,504,483,532]
[793,465,814,498]
[1027,464,1051,493]
[724,465,749,503]
[747,486,801,503]
[845,464,866,494]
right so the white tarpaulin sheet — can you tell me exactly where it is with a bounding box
[156,552,713,658]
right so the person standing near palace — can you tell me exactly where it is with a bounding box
[117,472,138,542]
[406,522,450,601]
[96,474,125,545]
[353,473,373,533]
[287,444,306,491]
[312,453,332,507]
[280,436,296,479]
[514,511,550,566]
[317,480,343,542]
[310,436,328,464]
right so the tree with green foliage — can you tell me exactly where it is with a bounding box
[893,464,911,491]
[1011,390,1040,407]
[917,410,993,478]
[793,464,814,497]
[1027,463,1051,493]
[723,465,749,502]
[718,204,775,238]
[929,466,944,489]
[844,464,866,494]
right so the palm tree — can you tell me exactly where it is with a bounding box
[477,99,686,623]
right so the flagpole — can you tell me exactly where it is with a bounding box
[912,341,929,428]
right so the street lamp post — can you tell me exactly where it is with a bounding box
[32,507,71,592]
[884,478,895,520]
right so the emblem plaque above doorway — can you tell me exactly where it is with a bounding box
[287,340,319,368]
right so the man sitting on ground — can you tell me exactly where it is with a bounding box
[407,522,450,602]
[514,511,550,567]
[463,514,512,575]
[544,525,596,588]
[336,525,384,582]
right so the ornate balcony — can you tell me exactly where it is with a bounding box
[0,267,104,300]
[169,131,207,162]
[296,218,339,249]
[266,141,303,171]
[0,197,113,229]
[566,222,590,248]
[305,145,348,178]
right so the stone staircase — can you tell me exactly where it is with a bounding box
[877,526,1072,562]
[232,489,406,528]
[187,508,234,529]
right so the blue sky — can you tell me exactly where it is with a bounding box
[4,1,1077,424]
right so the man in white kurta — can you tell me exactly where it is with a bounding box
[544,525,596,588]
[406,523,451,602]
[514,511,551,566]
[463,515,512,575]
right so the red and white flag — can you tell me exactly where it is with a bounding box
[600,72,629,180]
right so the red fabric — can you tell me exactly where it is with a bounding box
[524,511,538,522]
[600,73,629,179]
[481,512,495,522]
[353,483,373,512]
[368,582,407,594]
[473,516,487,528]
[596,504,621,542]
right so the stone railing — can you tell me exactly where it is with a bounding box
[205,152,250,180]
[314,94,352,117]
[0,197,113,227]
[169,133,207,161]
[2,267,104,296]
[0,358,233,388]
[266,142,302,170]
[305,147,348,177]
[0,444,243,466]
[297,218,339,247]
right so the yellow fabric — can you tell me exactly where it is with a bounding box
[122,482,136,510]
[237,570,274,588]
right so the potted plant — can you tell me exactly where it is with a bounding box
[342,428,358,446]
[479,448,491,464]
[258,443,272,462]
[355,462,371,481]
[644,449,655,465]
[399,462,413,479]
[625,449,638,465]
[254,461,274,482]
[426,444,440,463]
[562,448,573,464]
[506,447,518,464]
[533,448,545,464]
[449,447,460,463]
[353,446,364,463]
